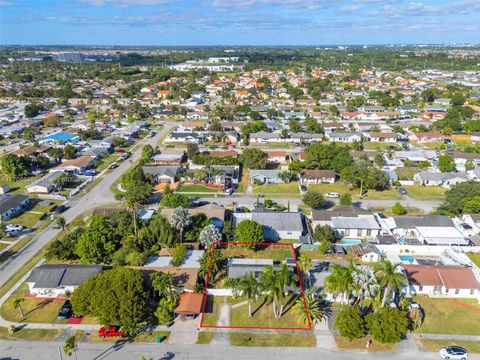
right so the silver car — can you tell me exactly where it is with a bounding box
[439,346,468,360]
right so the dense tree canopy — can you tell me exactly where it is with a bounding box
[304,143,352,173]
[239,148,268,169]
[340,160,389,191]
[235,219,263,247]
[439,181,480,215]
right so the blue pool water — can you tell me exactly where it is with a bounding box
[399,255,415,264]
[342,239,362,245]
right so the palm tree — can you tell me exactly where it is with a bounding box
[375,259,406,307]
[297,254,313,287]
[351,265,380,307]
[63,336,77,359]
[170,207,192,243]
[324,261,355,303]
[55,216,66,232]
[13,298,25,318]
[237,273,260,317]
[293,289,323,326]
[260,266,284,318]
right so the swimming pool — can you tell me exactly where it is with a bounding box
[399,255,415,264]
[342,239,362,245]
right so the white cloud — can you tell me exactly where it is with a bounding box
[79,0,175,6]
[0,1,15,5]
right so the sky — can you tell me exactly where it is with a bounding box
[1,0,479,46]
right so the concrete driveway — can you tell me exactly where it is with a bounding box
[168,316,200,344]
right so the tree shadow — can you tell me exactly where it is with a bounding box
[281,294,298,316]
[252,297,267,317]
[24,299,52,318]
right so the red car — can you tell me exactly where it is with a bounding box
[98,326,125,338]
[114,149,126,153]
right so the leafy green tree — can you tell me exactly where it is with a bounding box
[235,219,263,248]
[366,307,410,343]
[374,152,386,167]
[199,224,222,248]
[170,243,187,266]
[0,154,29,181]
[71,267,148,332]
[23,128,36,143]
[63,336,77,358]
[450,92,466,106]
[465,159,476,171]
[155,294,178,324]
[313,225,336,243]
[437,154,456,172]
[160,193,189,208]
[150,272,174,298]
[463,195,480,213]
[324,262,355,302]
[304,143,352,173]
[149,214,177,247]
[170,207,192,243]
[75,215,120,264]
[199,249,223,282]
[303,191,324,209]
[375,259,406,307]
[339,193,352,206]
[184,213,210,242]
[340,160,389,191]
[237,273,260,317]
[298,254,313,285]
[392,202,407,215]
[440,181,480,215]
[292,289,324,326]
[46,229,81,261]
[121,176,152,237]
[335,305,366,340]
[24,103,42,118]
[63,144,77,159]
[141,144,155,164]
[239,148,267,169]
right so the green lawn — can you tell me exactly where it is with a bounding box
[404,185,446,200]
[396,167,421,181]
[177,184,221,193]
[134,330,170,343]
[0,327,60,341]
[369,206,425,216]
[196,332,215,344]
[307,182,354,196]
[4,199,58,229]
[335,336,397,352]
[0,285,66,324]
[363,142,401,151]
[202,296,222,326]
[230,333,316,347]
[414,297,480,335]
[230,295,301,328]
[94,153,120,172]
[420,340,480,353]
[222,247,294,262]
[358,188,402,200]
[0,176,38,195]
[467,253,480,268]
[0,236,33,264]
[253,182,300,194]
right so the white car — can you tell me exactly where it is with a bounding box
[325,192,340,198]
[5,224,23,232]
[439,346,468,360]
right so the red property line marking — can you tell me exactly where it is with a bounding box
[448,298,480,314]
[200,241,312,331]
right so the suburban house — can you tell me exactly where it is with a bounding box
[26,264,102,297]
[312,205,372,228]
[142,166,181,185]
[54,156,95,174]
[386,215,469,246]
[300,169,337,184]
[325,132,362,143]
[331,215,381,239]
[394,150,437,162]
[413,171,469,188]
[161,203,226,228]
[368,132,398,142]
[347,243,382,263]
[151,153,184,165]
[0,194,30,221]
[25,171,63,194]
[409,131,444,143]
[227,258,274,279]
[174,293,205,318]
[403,265,480,301]
[232,210,305,240]
[266,151,290,164]
[165,132,205,144]
[249,131,291,144]
[38,131,81,146]
[249,169,283,184]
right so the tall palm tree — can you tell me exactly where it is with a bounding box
[237,273,260,317]
[55,216,66,232]
[260,266,284,318]
[324,261,355,303]
[13,298,25,318]
[351,265,380,307]
[375,259,406,307]
[293,289,323,326]
[297,254,313,287]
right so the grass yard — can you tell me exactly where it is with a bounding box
[357,188,402,200]
[201,296,222,326]
[396,167,421,181]
[196,332,215,344]
[0,176,38,195]
[307,182,354,196]
[221,247,294,262]
[0,235,33,264]
[0,291,66,324]
[404,185,446,200]
[369,206,425,216]
[177,184,221,193]
[467,253,480,268]
[94,154,120,172]
[230,332,316,347]
[335,336,397,352]
[363,142,401,150]
[0,243,8,252]
[421,142,444,150]
[0,326,60,341]
[134,330,170,343]
[253,182,300,194]
[230,295,301,329]
[414,296,480,335]
[4,199,58,229]
[420,340,480,353]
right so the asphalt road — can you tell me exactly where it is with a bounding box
[0,122,176,287]
[3,340,477,360]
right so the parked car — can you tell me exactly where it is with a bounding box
[225,188,234,195]
[108,163,118,169]
[57,301,73,320]
[98,326,126,338]
[6,224,23,232]
[114,149,126,153]
[439,346,468,359]
[149,131,156,137]
[325,192,340,198]
[398,187,407,195]
[52,205,67,214]
[300,185,307,192]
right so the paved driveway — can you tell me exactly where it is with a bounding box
[168,316,200,344]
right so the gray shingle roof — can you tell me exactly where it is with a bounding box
[27,264,102,289]
[393,215,454,229]
[0,194,29,214]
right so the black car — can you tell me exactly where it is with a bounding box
[52,205,67,214]
[398,187,407,195]
[57,300,73,320]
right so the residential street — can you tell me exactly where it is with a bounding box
[0,122,176,288]
[3,340,479,360]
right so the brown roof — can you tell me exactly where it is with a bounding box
[13,144,51,156]
[404,265,480,289]
[57,156,94,169]
[301,169,337,179]
[161,203,225,222]
[175,293,205,315]
[348,244,365,256]
[312,205,371,222]
[207,150,238,157]
[129,266,199,292]
[266,151,288,158]
[370,132,398,139]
